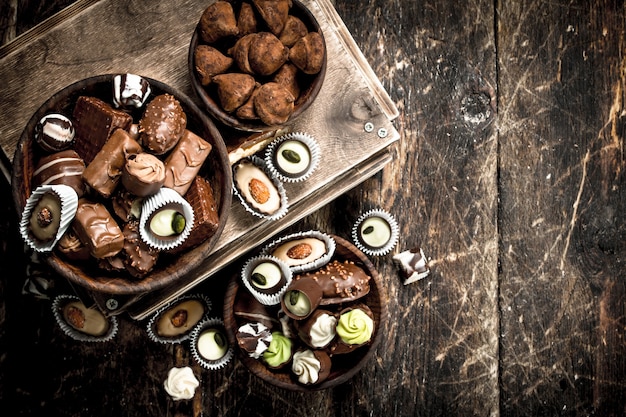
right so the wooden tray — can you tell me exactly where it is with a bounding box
[0,0,399,319]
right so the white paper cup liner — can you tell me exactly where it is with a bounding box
[351,209,399,257]
[52,294,118,342]
[146,293,212,344]
[241,255,293,306]
[264,131,320,183]
[139,187,194,251]
[20,184,78,252]
[190,317,234,370]
[233,156,289,221]
[261,230,336,274]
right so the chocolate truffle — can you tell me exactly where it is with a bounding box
[252,0,290,36]
[35,113,75,152]
[111,189,143,222]
[198,1,239,44]
[121,152,165,197]
[139,94,186,155]
[73,198,124,259]
[72,96,133,164]
[56,229,91,261]
[82,128,142,198]
[163,129,212,196]
[32,149,86,198]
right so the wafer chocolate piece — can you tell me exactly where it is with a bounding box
[82,129,142,198]
[72,96,133,164]
[163,129,212,196]
[73,198,124,259]
[32,149,86,197]
[169,176,219,254]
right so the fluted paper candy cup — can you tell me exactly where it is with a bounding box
[140,187,194,251]
[20,184,78,252]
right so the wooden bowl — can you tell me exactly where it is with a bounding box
[188,0,327,132]
[11,74,233,296]
[223,235,388,391]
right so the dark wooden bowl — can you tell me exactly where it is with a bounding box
[223,234,388,391]
[188,0,327,132]
[11,74,233,296]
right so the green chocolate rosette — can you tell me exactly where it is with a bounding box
[262,331,293,369]
[336,307,374,346]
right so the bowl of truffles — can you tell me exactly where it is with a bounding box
[11,73,232,296]
[189,0,327,131]
[223,233,388,391]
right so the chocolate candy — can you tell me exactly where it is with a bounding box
[28,191,62,243]
[122,220,159,278]
[32,149,86,198]
[280,275,323,320]
[154,298,207,338]
[112,73,151,109]
[62,300,111,337]
[172,176,219,253]
[121,152,165,197]
[73,198,124,259]
[163,129,212,196]
[82,129,142,198]
[72,96,133,164]
[35,113,75,152]
[306,260,371,305]
[139,94,186,155]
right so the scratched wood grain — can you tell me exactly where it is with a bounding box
[497,1,626,416]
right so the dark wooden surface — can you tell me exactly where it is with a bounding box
[0,1,624,416]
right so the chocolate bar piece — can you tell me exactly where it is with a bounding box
[72,96,133,164]
[73,198,124,259]
[82,129,142,198]
[172,176,219,253]
[163,129,212,196]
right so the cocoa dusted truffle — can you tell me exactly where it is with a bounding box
[252,0,290,36]
[198,1,239,44]
[212,73,256,113]
[254,82,295,125]
[231,32,288,76]
[139,94,186,155]
[194,45,233,86]
[289,31,325,75]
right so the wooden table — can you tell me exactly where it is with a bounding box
[0,1,624,416]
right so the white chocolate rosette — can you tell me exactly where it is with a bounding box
[241,255,293,306]
[190,317,234,370]
[261,230,335,274]
[146,293,212,344]
[52,294,118,342]
[233,156,288,221]
[351,209,399,257]
[20,184,78,253]
[163,366,199,401]
[264,131,320,183]
[139,187,194,251]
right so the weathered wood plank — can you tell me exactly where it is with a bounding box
[498,1,626,415]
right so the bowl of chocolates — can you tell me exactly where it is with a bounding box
[223,233,388,391]
[11,73,233,296]
[188,0,327,132]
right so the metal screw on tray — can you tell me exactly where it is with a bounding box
[377,128,388,138]
[106,298,119,310]
[364,122,374,132]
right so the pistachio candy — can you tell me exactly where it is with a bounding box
[150,209,185,237]
[197,328,228,361]
[251,261,282,290]
[284,290,311,317]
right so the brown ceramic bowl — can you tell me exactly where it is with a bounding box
[11,74,232,296]
[223,234,388,391]
[188,0,327,132]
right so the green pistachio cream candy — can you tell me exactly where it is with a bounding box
[263,331,292,368]
[150,208,185,237]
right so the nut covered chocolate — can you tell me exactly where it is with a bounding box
[139,94,186,155]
